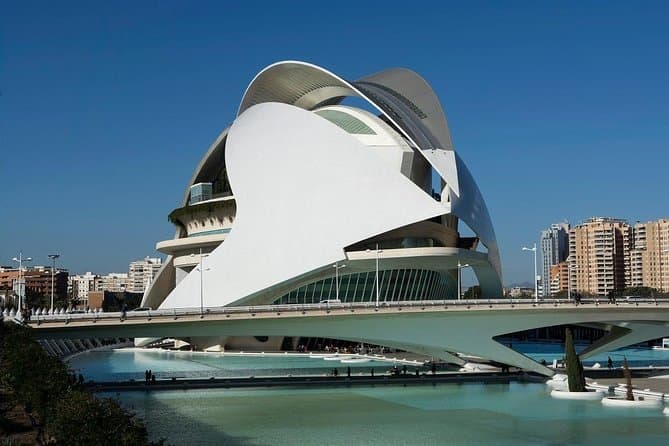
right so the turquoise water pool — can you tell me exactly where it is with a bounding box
[107,382,669,445]
[514,342,669,368]
[73,347,669,444]
[69,350,408,382]
[68,343,669,383]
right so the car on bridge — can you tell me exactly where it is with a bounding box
[623,295,642,303]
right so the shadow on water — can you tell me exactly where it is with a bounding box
[103,390,264,446]
[95,382,669,446]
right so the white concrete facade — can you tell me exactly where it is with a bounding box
[143,61,503,311]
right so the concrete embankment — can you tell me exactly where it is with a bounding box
[87,371,545,393]
[579,366,669,379]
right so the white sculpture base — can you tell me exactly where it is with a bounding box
[546,374,568,390]
[550,389,605,400]
[601,397,663,408]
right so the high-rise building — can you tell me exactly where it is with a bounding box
[540,223,569,297]
[568,217,632,296]
[630,222,646,288]
[631,219,669,293]
[129,257,162,293]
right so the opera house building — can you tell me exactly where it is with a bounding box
[140,61,503,349]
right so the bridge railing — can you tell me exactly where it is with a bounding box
[17,296,669,326]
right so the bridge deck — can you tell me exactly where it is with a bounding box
[17,298,669,330]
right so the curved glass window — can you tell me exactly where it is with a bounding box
[273,269,450,305]
[315,109,376,135]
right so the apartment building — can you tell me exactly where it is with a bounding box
[0,266,68,306]
[568,217,631,296]
[631,219,669,293]
[550,262,568,295]
[630,222,646,287]
[70,272,99,307]
[540,223,569,297]
[128,257,162,293]
[97,273,131,293]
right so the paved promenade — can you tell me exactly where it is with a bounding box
[86,370,543,392]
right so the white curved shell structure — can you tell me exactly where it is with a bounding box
[144,61,503,310]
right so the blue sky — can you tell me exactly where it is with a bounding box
[1,1,667,285]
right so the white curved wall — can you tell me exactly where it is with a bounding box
[159,103,447,309]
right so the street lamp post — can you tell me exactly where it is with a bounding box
[332,262,347,300]
[522,244,538,303]
[48,254,60,313]
[193,248,210,317]
[11,251,32,314]
[366,244,383,307]
[375,244,382,307]
[457,262,469,300]
[661,248,669,295]
[566,255,572,301]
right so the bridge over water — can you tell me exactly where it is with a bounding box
[22,298,669,376]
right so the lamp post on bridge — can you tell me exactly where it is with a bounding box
[566,255,572,302]
[192,248,210,318]
[366,244,383,307]
[12,251,32,315]
[332,262,347,301]
[457,262,469,300]
[48,254,60,314]
[522,243,538,303]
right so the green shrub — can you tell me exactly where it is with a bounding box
[1,322,163,445]
[47,391,151,446]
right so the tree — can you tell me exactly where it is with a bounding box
[1,323,163,445]
[48,391,152,446]
[463,286,481,299]
[617,287,660,298]
[564,327,586,392]
[552,290,569,299]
